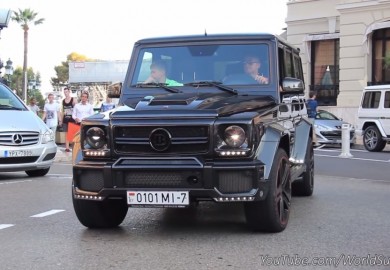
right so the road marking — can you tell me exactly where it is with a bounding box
[30,209,65,218]
[0,224,15,230]
[315,153,390,163]
[47,173,72,179]
[0,180,33,185]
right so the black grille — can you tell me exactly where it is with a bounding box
[0,156,39,164]
[217,170,253,193]
[43,153,56,161]
[122,170,202,188]
[77,170,104,192]
[114,126,209,154]
[125,171,182,187]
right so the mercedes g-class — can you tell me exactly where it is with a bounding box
[357,85,390,152]
[72,34,314,232]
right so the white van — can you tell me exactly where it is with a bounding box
[0,83,57,176]
[356,85,390,152]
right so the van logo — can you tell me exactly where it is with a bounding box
[149,128,171,151]
[12,134,23,144]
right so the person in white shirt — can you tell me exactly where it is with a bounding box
[41,93,62,133]
[72,91,94,124]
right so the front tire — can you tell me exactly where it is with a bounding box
[72,188,128,228]
[244,148,291,232]
[363,126,386,152]
[25,168,50,177]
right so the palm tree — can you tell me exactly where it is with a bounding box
[11,8,44,102]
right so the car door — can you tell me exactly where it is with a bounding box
[380,90,390,136]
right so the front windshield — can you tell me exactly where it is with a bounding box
[0,84,27,110]
[131,44,270,87]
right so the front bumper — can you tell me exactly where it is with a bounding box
[0,141,57,172]
[317,130,356,145]
[73,156,268,204]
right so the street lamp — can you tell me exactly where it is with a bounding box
[4,58,13,85]
[0,9,12,38]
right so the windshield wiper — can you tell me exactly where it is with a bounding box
[0,104,25,110]
[184,81,238,95]
[135,83,182,93]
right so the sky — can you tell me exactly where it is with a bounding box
[0,0,288,92]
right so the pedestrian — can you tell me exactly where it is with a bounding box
[307,91,318,118]
[100,96,116,112]
[41,93,62,134]
[62,87,76,152]
[28,97,40,115]
[307,91,320,147]
[72,91,94,124]
[67,91,94,144]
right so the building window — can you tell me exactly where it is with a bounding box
[372,28,390,85]
[309,39,339,106]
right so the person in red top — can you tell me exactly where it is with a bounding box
[62,87,76,152]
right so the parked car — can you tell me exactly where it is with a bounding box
[0,83,57,176]
[356,85,390,152]
[314,109,356,145]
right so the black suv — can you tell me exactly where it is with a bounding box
[72,34,314,232]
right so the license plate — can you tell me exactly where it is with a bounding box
[127,191,189,207]
[4,150,33,157]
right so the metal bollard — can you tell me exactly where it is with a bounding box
[339,123,353,158]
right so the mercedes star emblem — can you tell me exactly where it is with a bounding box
[12,133,23,144]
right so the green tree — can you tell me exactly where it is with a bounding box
[9,66,42,101]
[11,8,44,102]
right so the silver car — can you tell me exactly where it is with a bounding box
[0,83,57,176]
[314,109,356,145]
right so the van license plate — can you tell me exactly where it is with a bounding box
[4,150,33,157]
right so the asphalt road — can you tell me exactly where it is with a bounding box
[1,150,390,270]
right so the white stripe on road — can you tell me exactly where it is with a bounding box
[0,180,32,185]
[315,153,390,163]
[0,224,15,230]
[30,209,65,218]
[47,174,72,179]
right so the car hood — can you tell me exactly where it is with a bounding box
[0,110,49,133]
[117,92,276,117]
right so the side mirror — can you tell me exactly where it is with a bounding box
[107,82,122,98]
[281,77,305,93]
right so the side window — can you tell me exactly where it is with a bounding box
[137,52,153,83]
[362,91,381,108]
[385,91,390,108]
[284,50,293,77]
[293,54,303,81]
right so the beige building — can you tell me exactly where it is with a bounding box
[285,0,390,124]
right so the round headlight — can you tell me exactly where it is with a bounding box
[224,125,246,147]
[86,127,106,149]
